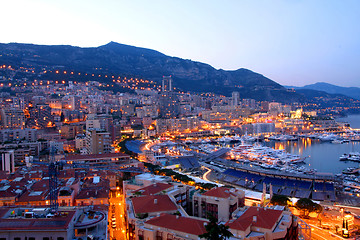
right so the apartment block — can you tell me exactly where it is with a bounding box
[193,187,245,222]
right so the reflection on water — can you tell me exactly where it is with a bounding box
[336,114,360,129]
[261,139,360,174]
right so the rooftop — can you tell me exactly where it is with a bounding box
[133,182,173,196]
[202,187,237,198]
[0,208,76,230]
[145,213,207,236]
[135,173,171,183]
[131,195,177,215]
[62,152,129,161]
[226,207,283,231]
[17,189,50,203]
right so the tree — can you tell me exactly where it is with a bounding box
[199,214,233,240]
[295,198,322,218]
[270,194,290,206]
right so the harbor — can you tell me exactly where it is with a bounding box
[141,124,360,206]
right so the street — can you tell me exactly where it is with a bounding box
[109,189,127,240]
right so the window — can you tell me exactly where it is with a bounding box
[156,231,163,240]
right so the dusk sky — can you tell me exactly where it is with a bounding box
[2,0,360,87]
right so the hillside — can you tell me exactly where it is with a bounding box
[295,89,360,115]
[0,42,302,102]
[286,82,360,100]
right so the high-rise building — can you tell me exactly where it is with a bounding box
[60,123,85,139]
[0,128,38,142]
[86,114,114,141]
[158,92,180,119]
[162,75,172,92]
[232,91,240,106]
[85,128,111,154]
[27,104,54,129]
[159,76,179,118]
[69,96,81,110]
[261,101,270,112]
[242,98,256,109]
[0,108,26,129]
[193,186,245,222]
[0,150,15,173]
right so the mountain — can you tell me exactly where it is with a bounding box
[286,82,360,100]
[295,88,360,114]
[0,42,302,102]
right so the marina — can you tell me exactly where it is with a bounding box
[136,115,360,205]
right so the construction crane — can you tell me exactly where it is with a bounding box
[26,148,59,213]
[48,160,59,212]
[48,146,59,213]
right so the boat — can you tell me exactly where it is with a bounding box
[317,133,339,142]
[267,135,298,141]
[339,154,349,161]
[348,156,360,162]
[241,135,256,142]
[230,143,304,165]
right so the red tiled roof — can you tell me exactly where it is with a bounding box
[58,169,76,179]
[0,209,76,230]
[0,188,18,198]
[0,180,26,199]
[30,179,49,191]
[16,189,50,203]
[145,213,207,236]
[27,172,43,180]
[0,171,9,181]
[76,177,109,199]
[226,207,283,231]
[9,179,28,189]
[131,195,177,214]
[75,188,109,200]
[82,177,109,188]
[62,152,129,161]
[133,182,173,196]
[202,187,235,198]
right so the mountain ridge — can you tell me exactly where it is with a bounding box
[0,41,300,102]
[285,82,360,100]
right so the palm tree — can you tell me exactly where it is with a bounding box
[199,215,233,240]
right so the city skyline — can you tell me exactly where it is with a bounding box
[1,0,360,87]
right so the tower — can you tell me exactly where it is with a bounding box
[85,128,111,154]
[162,76,172,92]
[232,91,239,106]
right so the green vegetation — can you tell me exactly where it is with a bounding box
[144,162,161,172]
[270,194,290,206]
[199,214,233,240]
[117,137,137,158]
[144,162,217,190]
[136,213,148,219]
[295,198,322,218]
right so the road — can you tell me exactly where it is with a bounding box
[109,189,127,240]
[297,206,358,240]
[305,221,346,240]
[202,166,212,181]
